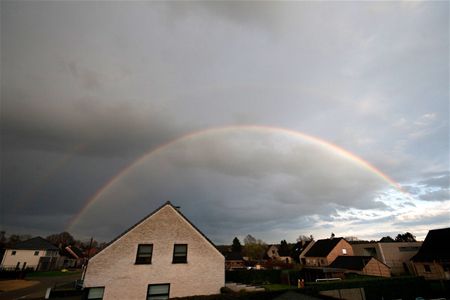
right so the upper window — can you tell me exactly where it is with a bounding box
[147,284,170,300]
[34,251,39,256]
[11,251,16,256]
[87,287,104,300]
[342,248,347,255]
[136,244,153,264]
[172,244,187,264]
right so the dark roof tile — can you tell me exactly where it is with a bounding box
[412,227,450,262]
[329,256,374,271]
[12,237,58,250]
[304,238,344,257]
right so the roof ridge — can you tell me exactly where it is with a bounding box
[89,201,222,260]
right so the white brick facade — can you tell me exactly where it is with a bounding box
[83,202,225,299]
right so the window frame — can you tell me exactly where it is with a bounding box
[135,244,153,265]
[172,244,188,264]
[87,286,105,300]
[147,283,170,300]
[34,251,39,256]
[11,250,16,256]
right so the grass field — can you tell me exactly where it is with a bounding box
[262,283,292,291]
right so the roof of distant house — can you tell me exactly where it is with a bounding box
[216,245,231,255]
[278,247,291,257]
[304,237,345,257]
[329,256,387,271]
[12,237,58,250]
[411,227,450,262]
[225,252,244,261]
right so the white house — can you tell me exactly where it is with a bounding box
[83,201,225,300]
[0,236,59,271]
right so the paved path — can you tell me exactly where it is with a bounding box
[0,273,81,300]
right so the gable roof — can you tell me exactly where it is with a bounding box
[12,237,58,250]
[91,201,223,259]
[225,252,244,261]
[329,256,387,271]
[304,238,345,257]
[411,227,450,262]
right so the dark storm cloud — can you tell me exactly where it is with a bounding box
[418,172,449,189]
[1,1,449,242]
[419,189,450,202]
[393,211,450,227]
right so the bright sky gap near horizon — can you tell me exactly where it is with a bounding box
[1,1,449,244]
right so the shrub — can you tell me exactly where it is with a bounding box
[225,270,282,284]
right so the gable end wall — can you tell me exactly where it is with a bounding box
[84,205,224,299]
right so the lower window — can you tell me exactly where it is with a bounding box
[87,287,104,300]
[147,284,170,300]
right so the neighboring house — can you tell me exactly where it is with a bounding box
[266,245,280,260]
[266,245,293,264]
[304,237,353,267]
[352,241,422,275]
[329,256,391,278]
[411,227,450,280]
[83,202,225,300]
[0,237,59,271]
[225,252,246,270]
[298,240,315,265]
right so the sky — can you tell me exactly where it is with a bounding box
[1,1,449,244]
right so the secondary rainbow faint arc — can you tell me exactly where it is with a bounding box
[66,125,405,230]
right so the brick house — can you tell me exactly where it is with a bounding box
[266,245,293,264]
[0,237,59,271]
[411,227,450,280]
[82,202,225,299]
[329,255,391,277]
[352,241,422,275]
[224,252,246,270]
[303,237,353,267]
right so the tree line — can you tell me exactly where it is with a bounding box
[0,231,106,251]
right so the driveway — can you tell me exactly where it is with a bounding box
[0,273,81,300]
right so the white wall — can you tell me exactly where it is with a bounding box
[1,249,45,270]
[84,204,225,299]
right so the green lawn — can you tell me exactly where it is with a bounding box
[26,270,82,278]
[262,283,293,291]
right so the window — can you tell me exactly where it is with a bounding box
[172,244,187,263]
[34,251,39,256]
[87,287,104,300]
[11,251,16,256]
[147,284,170,300]
[424,264,431,273]
[135,244,153,264]
[342,248,347,255]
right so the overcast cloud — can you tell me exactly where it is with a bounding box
[1,1,449,243]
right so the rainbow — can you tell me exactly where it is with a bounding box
[66,125,406,230]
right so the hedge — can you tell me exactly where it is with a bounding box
[225,270,282,284]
